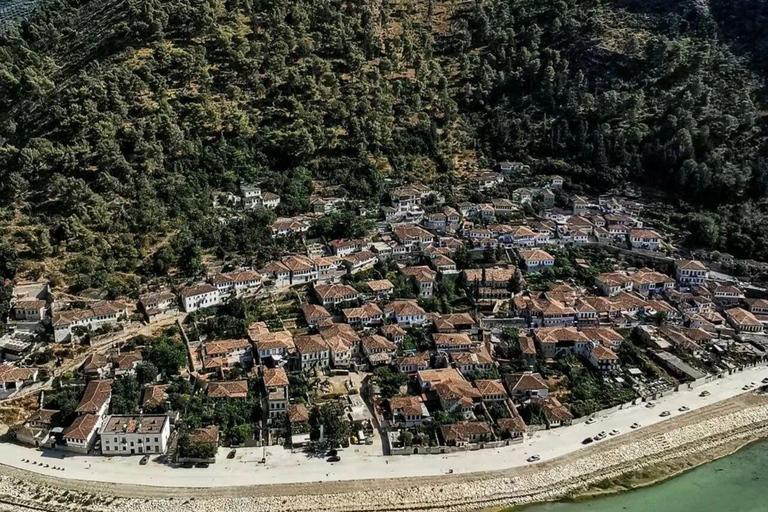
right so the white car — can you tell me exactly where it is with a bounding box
[609,429,620,436]
[679,406,690,412]
[527,455,540,463]
[645,402,656,408]
[630,422,641,429]
[586,417,596,424]
[761,378,768,384]
[596,431,607,439]
[660,411,671,417]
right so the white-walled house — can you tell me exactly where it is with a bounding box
[675,260,708,286]
[180,284,221,313]
[52,301,128,343]
[62,414,101,454]
[100,415,171,455]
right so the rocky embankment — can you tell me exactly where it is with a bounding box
[1,395,768,512]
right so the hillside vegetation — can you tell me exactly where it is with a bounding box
[0,0,767,291]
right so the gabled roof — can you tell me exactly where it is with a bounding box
[207,380,249,399]
[591,345,618,361]
[505,372,548,392]
[301,304,331,320]
[366,279,394,292]
[400,265,437,283]
[287,404,310,423]
[433,333,474,347]
[204,339,251,357]
[519,249,554,262]
[320,323,361,343]
[75,380,112,414]
[294,334,329,354]
[63,413,99,441]
[440,421,492,442]
[263,367,289,388]
[362,335,397,352]
[474,379,506,397]
[180,284,217,298]
[114,351,143,371]
[343,302,383,320]
[189,425,219,444]
[313,283,358,300]
[726,307,762,327]
[676,260,707,271]
[142,384,170,409]
[497,416,527,434]
[385,300,427,318]
[518,335,536,355]
[390,396,423,416]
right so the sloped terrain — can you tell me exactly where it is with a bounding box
[0,0,766,287]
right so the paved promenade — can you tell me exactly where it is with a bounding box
[0,365,765,488]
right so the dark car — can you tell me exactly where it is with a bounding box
[582,437,594,445]
[180,462,194,468]
[195,462,209,468]
[139,455,150,465]
[327,455,341,463]
[227,450,237,459]
[327,449,338,457]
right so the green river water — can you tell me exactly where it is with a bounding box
[509,440,768,512]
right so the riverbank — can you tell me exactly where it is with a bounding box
[0,392,767,512]
[559,428,764,502]
[509,437,768,512]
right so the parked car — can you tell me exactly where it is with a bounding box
[660,411,671,417]
[596,431,607,439]
[327,449,338,457]
[630,422,641,429]
[609,429,620,436]
[195,462,209,468]
[327,455,341,463]
[678,406,690,412]
[139,455,149,465]
[227,450,237,459]
[582,437,594,445]
[586,417,596,425]
[699,390,710,397]
[527,455,540,462]
[645,402,656,408]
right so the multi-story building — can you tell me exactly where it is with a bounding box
[52,301,128,343]
[675,260,709,286]
[294,334,330,369]
[263,367,289,420]
[99,415,171,455]
[179,284,221,313]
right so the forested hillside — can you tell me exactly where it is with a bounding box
[0,0,767,290]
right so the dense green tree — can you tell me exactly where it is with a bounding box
[143,336,188,378]
[309,401,351,447]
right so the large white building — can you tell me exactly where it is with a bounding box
[180,284,221,313]
[99,415,171,455]
[52,301,128,343]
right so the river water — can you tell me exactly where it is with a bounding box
[513,440,768,512]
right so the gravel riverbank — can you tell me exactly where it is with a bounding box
[1,393,767,512]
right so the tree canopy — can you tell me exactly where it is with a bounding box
[0,0,767,275]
